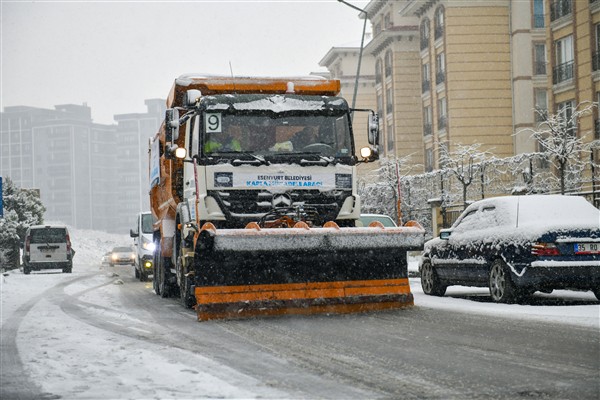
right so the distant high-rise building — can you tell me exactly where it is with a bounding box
[1,99,166,234]
[113,99,165,233]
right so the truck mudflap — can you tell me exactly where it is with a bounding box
[193,221,425,321]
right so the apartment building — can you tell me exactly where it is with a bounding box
[1,100,165,233]
[113,99,165,233]
[546,0,599,148]
[324,0,599,175]
[319,44,378,159]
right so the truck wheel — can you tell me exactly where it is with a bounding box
[153,256,161,296]
[489,259,519,303]
[159,258,171,298]
[139,268,148,282]
[134,262,140,279]
[420,260,446,296]
[23,265,31,275]
[178,255,196,309]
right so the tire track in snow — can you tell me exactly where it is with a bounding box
[1,273,92,400]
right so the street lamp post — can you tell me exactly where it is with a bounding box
[337,0,368,121]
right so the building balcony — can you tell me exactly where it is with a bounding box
[552,60,574,84]
[550,0,572,22]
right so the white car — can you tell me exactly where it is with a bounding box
[357,214,398,228]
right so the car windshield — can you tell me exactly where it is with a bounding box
[113,247,132,252]
[29,228,66,244]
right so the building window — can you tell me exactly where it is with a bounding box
[534,89,548,121]
[387,121,394,153]
[596,92,600,140]
[550,0,572,22]
[534,43,546,75]
[594,24,600,72]
[425,148,434,172]
[437,97,447,131]
[386,86,393,114]
[434,6,445,40]
[557,100,575,136]
[436,52,446,85]
[385,50,393,77]
[423,106,432,136]
[377,92,384,117]
[533,0,545,28]
[374,22,382,36]
[375,59,383,85]
[384,13,392,29]
[422,63,431,93]
[553,35,574,84]
[420,18,430,51]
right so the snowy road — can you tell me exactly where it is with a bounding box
[2,258,599,399]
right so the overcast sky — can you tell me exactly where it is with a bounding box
[1,0,370,125]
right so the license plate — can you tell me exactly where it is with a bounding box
[574,243,600,254]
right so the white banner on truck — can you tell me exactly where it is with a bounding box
[234,173,336,189]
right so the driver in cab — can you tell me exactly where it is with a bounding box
[204,131,242,153]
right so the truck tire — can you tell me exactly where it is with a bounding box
[178,254,196,309]
[134,262,140,279]
[23,265,31,275]
[153,253,161,296]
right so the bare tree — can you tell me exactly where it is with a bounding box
[527,102,596,194]
[439,142,494,209]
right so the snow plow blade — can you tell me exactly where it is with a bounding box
[193,221,425,321]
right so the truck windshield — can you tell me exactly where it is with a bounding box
[200,95,354,159]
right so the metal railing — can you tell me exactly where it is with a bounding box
[552,60,574,84]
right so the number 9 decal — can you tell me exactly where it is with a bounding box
[205,113,222,133]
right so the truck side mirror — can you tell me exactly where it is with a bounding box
[165,108,180,143]
[130,229,139,238]
[368,113,379,146]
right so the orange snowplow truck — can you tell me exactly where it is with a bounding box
[149,74,425,321]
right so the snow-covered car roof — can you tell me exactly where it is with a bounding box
[447,195,599,240]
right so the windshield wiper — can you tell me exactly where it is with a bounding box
[211,151,269,166]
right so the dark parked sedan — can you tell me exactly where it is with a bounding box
[420,195,600,302]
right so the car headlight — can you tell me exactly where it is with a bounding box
[142,242,156,252]
[111,254,118,260]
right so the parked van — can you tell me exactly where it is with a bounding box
[130,212,156,281]
[22,225,73,274]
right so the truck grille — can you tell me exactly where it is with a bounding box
[207,189,351,227]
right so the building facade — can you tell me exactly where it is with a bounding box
[323,0,599,178]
